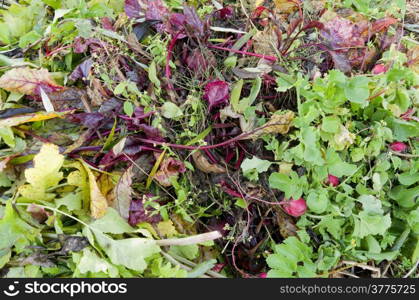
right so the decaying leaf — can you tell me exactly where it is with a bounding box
[407,45,419,73]
[153,156,186,187]
[253,28,279,56]
[246,111,295,140]
[81,162,108,219]
[114,166,133,219]
[192,151,226,174]
[0,67,63,96]
[332,125,355,150]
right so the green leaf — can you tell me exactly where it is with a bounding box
[267,237,315,278]
[318,217,344,240]
[92,230,160,272]
[307,189,329,214]
[276,73,295,92]
[55,193,82,211]
[389,185,419,208]
[148,60,161,89]
[344,76,370,105]
[187,259,216,278]
[161,102,183,119]
[0,201,38,251]
[321,116,341,133]
[230,79,243,112]
[0,126,15,148]
[269,172,304,199]
[169,244,199,260]
[354,212,391,238]
[89,208,135,234]
[123,101,134,117]
[398,172,419,186]
[241,157,272,181]
[76,248,119,277]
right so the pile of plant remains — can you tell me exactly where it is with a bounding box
[0,0,418,278]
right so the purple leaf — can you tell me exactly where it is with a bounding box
[69,58,93,81]
[185,48,216,75]
[204,80,230,111]
[73,37,103,54]
[124,0,142,19]
[128,194,162,226]
[68,113,104,128]
[327,50,352,73]
[146,0,168,21]
[217,7,234,19]
[183,6,205,38]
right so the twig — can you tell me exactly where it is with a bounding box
[390,150,419,158]
[156,231,222,246]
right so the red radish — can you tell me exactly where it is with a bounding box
[390,142,407,152]
[280,198,307,217]
[372,64,388,74]
[326,174,340,187]
[259,272,267,278]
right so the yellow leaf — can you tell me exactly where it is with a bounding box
[0,110,74,128]
[146,150,166,189]
[0,67,63,95]
[274,0,300,13]
[246,111,295,140]
[81,161,108,219]
[19,144,64,201]
[157,220,178,238]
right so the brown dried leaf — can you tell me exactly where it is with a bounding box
[192,151,226,174]
[253,28,279,56]
[153,156,186,187]
[113,166,133,220]
[407,45,419,73]
[0,67,63,96]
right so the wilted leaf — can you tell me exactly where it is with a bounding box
[0,67,63,96]
[114,166,133,220]
[407,46,419,73]
[58,235,89,254]
[81,162,108,219]
[192,151,226,174]
[246,111,295,139]
[154,157,186,187]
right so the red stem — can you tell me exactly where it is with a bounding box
[165,33,181,90]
